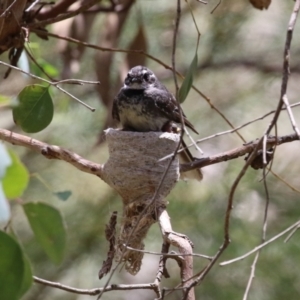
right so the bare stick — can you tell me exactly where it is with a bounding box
[211,0,221,14]
[53,79,100,85]
[124,245,212,260]
[33,276,158,295]
[243,252,260,300]
[282,94,300,139]
[269,169,300,194]
[172,0,187,158]
[243,166,270,300]
[26,0,41,12]
[29,0,100,28]
[284,223,300,243]
[153,243,170,299]
[159,102,300,161]
[0,0,18,17]
[266,0,300,136]
[159,210,195,300]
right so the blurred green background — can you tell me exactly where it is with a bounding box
[1,0,300,299]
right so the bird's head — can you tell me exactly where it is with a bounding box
[123,66,157,90]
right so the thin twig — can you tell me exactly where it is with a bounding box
[29,0,100,28]
[284,223,300,243]
[182,0,300,203]
[183,36,269,297]
[192,85,247,142]
[270,169,300,194]
[158,102,300,161]
[171,4,195,300]
[266,0,300,136]
[172,0,186,141]
[26,0,41,12]
[25,46,55,81]
[243,252,260,300]
[220,220,300,266]
[243,167,270,300]
[33,276,158,295]
[183,0,203,155]
[124,245,212,260]
[0,0,18,17]
[153,243,170,299]
[35,0,77,20]
[282,94,300,139]
[180,133,299,172]
[0,60,96,111]
[53,79,100,85]
[211,0,221,14]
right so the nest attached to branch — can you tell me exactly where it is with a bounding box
[102,129,180,274]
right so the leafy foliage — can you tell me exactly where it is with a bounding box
[0,231,32,300]
[54,190,72,201]
[23,202,66,264]
[1,1,300,300]
[13,85,53,133]
[2,150,29,199]
[179,52,198,103]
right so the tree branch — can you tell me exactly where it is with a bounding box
[180,133,299,173]
[0,128,104,178]
[33,276,158,295]
[28,0,100,28]
[1,129,298,177]
[220,220,300,266]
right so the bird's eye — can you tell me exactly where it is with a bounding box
[125,76,131,85]
[143,73,150,81]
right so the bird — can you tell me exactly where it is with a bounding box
[112,65,202,180]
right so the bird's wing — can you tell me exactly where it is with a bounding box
[180,139,203,181]
[112,97,120,121]
[145,88,199,134]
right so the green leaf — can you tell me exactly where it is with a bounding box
[54,190,72,201]
[0,183,10,225]
[23,202,66,264]
[18,254,33,298]
[4,228,33,298]
[0,231,25,300]
[178,52,198,103]
[2,150,29,199]
[13,84,54,133]
[31,58,59,78]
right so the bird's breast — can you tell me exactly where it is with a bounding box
[118,101,168,132]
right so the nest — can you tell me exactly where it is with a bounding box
[102,129,180,274]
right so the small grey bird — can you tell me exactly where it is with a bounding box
[112,65,202,180]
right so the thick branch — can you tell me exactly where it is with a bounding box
[180,133,299,173]
[28,0,100,29]
[36,0,79,20]
[158,210,194,300]
[0,128,104,178]
[1,129,299,177]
